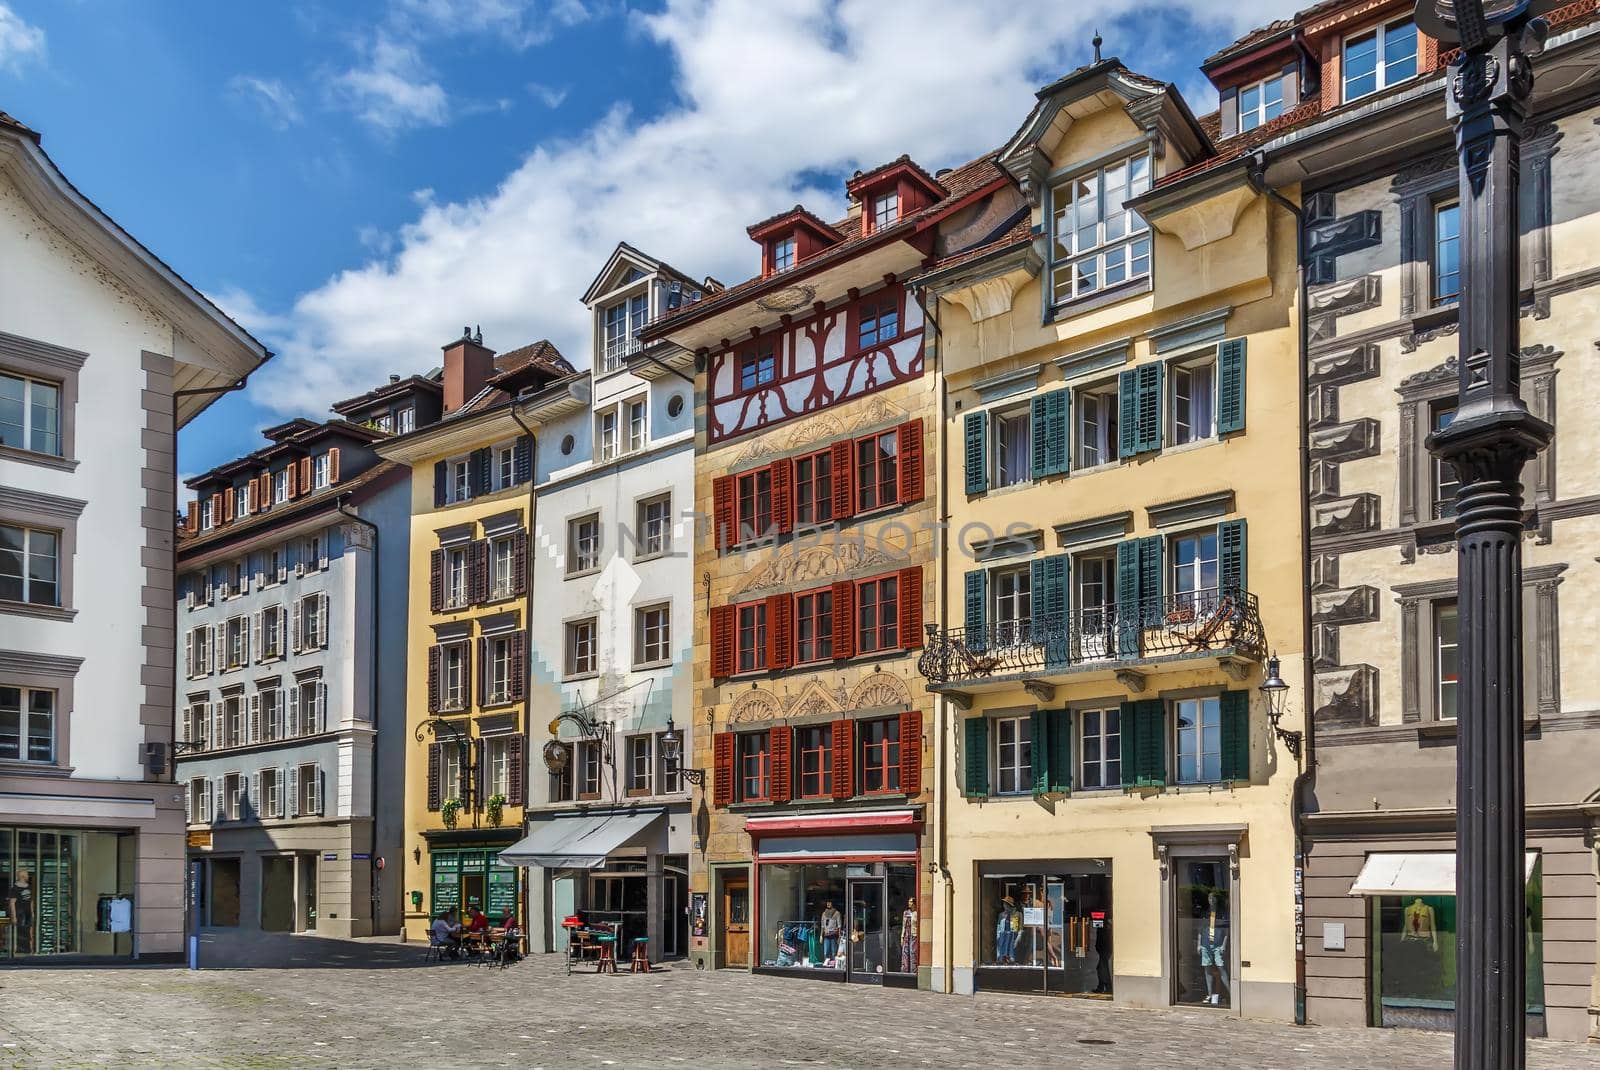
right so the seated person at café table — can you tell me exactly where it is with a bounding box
[466,908,491,934]
[431,909,464,957]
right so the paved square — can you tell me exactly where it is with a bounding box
[0,934,1592,1069]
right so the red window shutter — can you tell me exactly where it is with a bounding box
[470,539,489,604]
[429,549,445,613]
[185,501,198,534]
[899,709,923,797]
[712,732,735,807]
[897,419,924,504]
[285,463,299,500]
[831,718,855,800]
[710,604,736,679]
[246,480,259,514]
[327,447,341,484]
[830,440,854,521]
[831,580,855,659]
[507,734,525,806]
[427,646,441,713]
[712,475,735,553]
[769,725,794,803]
[770,458,794,535]
[298,456,313,493]
[509,631,527,701]
[766,593,794,671]
[898,565,924,650]
[427,742,442,811]
[512,530,529,596]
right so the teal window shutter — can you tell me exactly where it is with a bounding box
[1050,710,1073,793]
[1220,690,1250,782]
[964,568,989,652]
[1218,518,1247,594]
[1136,362,1164,454]
[1115,540,1142,659]
[964,411,989,495]
[1138,535,1164,604]
[1135,699,1167,786]
[1030,390,1070,479]
[963,717,990,797]
[1118,700,1140,788]
[1031,554,1070,665]
[1117,370,1139,459]
[1216,338,1247,435]
[1030,709,1050,796]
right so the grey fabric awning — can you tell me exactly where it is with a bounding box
[498,810,663,869]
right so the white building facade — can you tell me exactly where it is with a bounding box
[0,110,268,959]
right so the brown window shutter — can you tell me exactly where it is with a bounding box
[463,639,474,709]
[427,646,441,713]
[712,475,735,553]
[327,447,341,484]
[429,549,444,613]
[512,530,529,596]
[769,724,793,804]
[185,501,198,534]
[246,480,259,514]
[427,742,442,811]
[899,709,923,796]
[210,493,223,524]
[471,539,490,604]
[770,458,794,535]
[509,631,526,701]
[710,604,736,679]
[476,636,489,703]
[258,472,271,510]
[897,418,924,504]
[766,593,794,671]
[220,492,233,524]
[507,734,525,806]
[897,565,924,650]
[831,718,854,800]
[831,580,855,659]
[285,463,299,500]
[298,456,312,493]
[712,732,735,807]
[830,440,854,520]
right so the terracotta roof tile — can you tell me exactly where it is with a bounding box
[911,212,1033,281]
[178,462,402,552]
[491,339,574,380]
[0,109,38,140]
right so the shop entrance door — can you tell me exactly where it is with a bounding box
[722,876,750,968]
[298,855,318,932]
[846,879,885,983]
[260,857,295,932]
[1173,858,1231,1008]
[210,859,241,927]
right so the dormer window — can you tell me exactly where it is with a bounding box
[771,237,796,273]
[872,191,899,230]
[1343,16,1417,102]
[601,292,649,374]
[1239,74,1285,132]
[200,497,214,532]
[1049,153,1152,309]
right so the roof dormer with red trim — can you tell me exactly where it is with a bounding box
[846,155,946,236]
[747,206,844,277]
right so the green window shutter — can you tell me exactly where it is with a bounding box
[1050,710,1073,793]
[1030,390,1070,479]
[964,568,989,653]
[964,411,989,495]
[1218,518,1247,594]
[1220,690,1251,782]
[1118,700,1140,788]
[1135,699,1168,787]
[1115,540,1142,659]
[1135,362,1164,454]
[1117,369,1139,459]
[1030,709,1050,796]
[1031,554,1070,665]
[1138,535,1165,604]
[963,716,990,797]
[1216,338,1247,434]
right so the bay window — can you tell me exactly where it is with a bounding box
[1050,154,1151,307]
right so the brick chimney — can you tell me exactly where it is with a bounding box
[441,326,495,414]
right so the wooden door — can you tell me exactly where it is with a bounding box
[722,877,750,968]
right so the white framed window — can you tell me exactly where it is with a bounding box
[484,634,512,705]
[265,546,283,585]
[440,744,464,806]
[295,679,323,735]
[200,497,214,531]
[597,410,619,462]
[1076,381,1119,468]
[634,603,671,666]
[445,544,470,608]
[548,743,574,802]
[0,371,62,456]
[1175,697,1222,784]
[302,534,324,572]
[601,292,649,374]
[494,443,516,491]
[1343,16,1417,102]
[296,762,319,815]
[1075,553,1116,660]
[656,731,683,795]
[489,535,516,600]
[578,740,602,798]
[566,618,597,677]
[262,605,285,659]
[440,642,467,711]
[373,412,393,433]
[298,595,326,649]
[1238,74,1285,132]
[994,716,1032,795]
[260,687,283,741]
[225,616,247,669]
[1170,357,1216,446]
[0,524,59,606]
[567,514,600,575]
[992,566,1032,646]
[446,457,471,504]
[185,700,210,750]
[396,407,415,434]
[221,771,244,821]
[627,398,647,452]
[223,693,245,748]
[636,493,671,557]
[486,735,511,799]
[872,191,898,229]
[992,407,1031,488]
[234,484,250,517]
[260,767,281,819]
[1049,154,1152,307]
[1079,707,1121,789]
[1171,530,1219,607]
[0,686,54,764]
[771,236,795,272]
[273,469,288,504]
[626,734,653,795]
[1436,601,1459,720]
[313,453,331,489]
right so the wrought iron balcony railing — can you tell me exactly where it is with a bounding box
[916,586,1266,686]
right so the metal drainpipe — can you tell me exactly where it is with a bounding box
[336,494,382,935]
[509,406,539,945]
[1246,151,1315,1027]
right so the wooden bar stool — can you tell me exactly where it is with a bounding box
[629,937,649,973]
[595,933,617,974]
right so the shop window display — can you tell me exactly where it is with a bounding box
[0,826,136,958]
[1174,859,1231,1007]
[977,869,1112,996]
[758,862,918,981]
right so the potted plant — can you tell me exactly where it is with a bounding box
[441,798,461,830]
[486,793,507,828]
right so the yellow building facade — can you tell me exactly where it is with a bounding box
[916,62,1306,1019]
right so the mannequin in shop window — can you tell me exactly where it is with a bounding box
[820,901,843,966]
[1404,897,1438,949]
[1198,892,1229,1006]
[900,898,917,973]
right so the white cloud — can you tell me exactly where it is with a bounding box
[527,82,569,109]
[228,75,302,130]
[0,3,45,73]
[250,0,1301,417]
[330,35,450,133]
[392,0,591,49]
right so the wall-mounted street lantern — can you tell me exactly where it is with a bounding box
[1258,653,1301,762]
[660,717,705,786]
[541,710,609,773]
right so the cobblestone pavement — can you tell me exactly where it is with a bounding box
[0,933,1593,1069]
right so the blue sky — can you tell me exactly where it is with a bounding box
[0,0,1300,479]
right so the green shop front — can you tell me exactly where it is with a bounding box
[425,830,522,923]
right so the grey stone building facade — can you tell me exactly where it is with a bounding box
[176,412,415,937]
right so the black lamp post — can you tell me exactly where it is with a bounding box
[660,717,705,786]
[1411,3,1556,1066]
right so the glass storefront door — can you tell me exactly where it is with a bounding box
[976,868,1112,996]
[1174,859,1231,1008]
[847,877,884,982]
